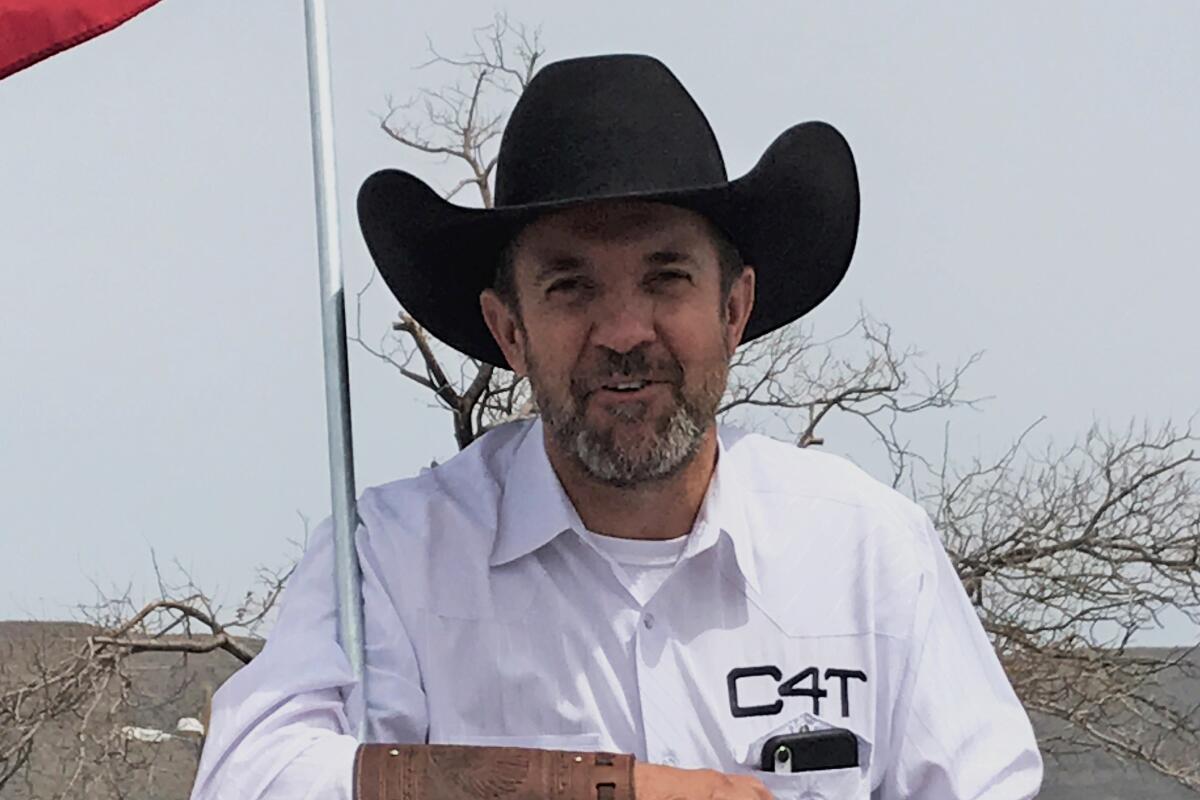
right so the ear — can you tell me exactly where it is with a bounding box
[722,265,756,353]
[480,289,529,376]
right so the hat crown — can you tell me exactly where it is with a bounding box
[495,54,728,207]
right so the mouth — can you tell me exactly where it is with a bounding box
[601,380,652,393]
[588,379,669,404]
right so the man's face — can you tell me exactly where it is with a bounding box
[480,201,755,487]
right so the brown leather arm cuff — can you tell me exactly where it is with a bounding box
[355,744,636,800]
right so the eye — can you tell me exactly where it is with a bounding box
[648,269,692,287]
[546,276,591,296]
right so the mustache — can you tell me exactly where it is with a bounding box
[569,347,685,395]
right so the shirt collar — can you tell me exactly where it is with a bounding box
[490,418,583,567]
[490,419,762,594]
[682,428,762,594]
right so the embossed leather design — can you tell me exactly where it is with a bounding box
[355,744,636,800]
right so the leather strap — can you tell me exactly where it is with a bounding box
[355,744,636,800]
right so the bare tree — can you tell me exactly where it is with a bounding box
[0,555,292,797]
[352,13,542,450]
[352,17,983,466]
[0,16,542,797]
[364,16,1200,791]
[10,13,1195,798]
[931,420,1200,788]
[719,313,984,490]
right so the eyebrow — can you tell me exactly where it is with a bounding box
[530,243,697,283]
[646,249,692,266]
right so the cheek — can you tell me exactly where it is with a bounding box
[658,307,731,364]
[521,313,589,375]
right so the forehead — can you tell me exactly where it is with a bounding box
[513,200,712,254]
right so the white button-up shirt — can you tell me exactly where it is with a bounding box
[191,418,1042,800]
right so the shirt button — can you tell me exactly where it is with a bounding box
[662,752,678,766]
[643,613,655,630]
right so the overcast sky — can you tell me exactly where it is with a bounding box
[2,2,1197,644]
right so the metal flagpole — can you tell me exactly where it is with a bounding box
[301,0,367,740]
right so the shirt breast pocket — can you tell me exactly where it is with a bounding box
[731,713,871,800]
[755,767,866,800]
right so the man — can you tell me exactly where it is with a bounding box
[191,55,1042,800]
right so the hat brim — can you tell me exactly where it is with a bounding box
[357,120,859,368]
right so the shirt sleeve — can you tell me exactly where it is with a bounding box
[876,511,1044,800]
[189,512,428,800]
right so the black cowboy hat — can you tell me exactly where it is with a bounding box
[358,54,859,368]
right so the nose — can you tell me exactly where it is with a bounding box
[588,290,656,354]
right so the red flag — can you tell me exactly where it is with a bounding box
[0,0,163,80]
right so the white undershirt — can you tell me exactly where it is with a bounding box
[580,529,689,605]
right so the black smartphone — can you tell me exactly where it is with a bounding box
[759,728,858,773]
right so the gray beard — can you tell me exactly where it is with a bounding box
[535,377,718,489]
[568,400,707,488]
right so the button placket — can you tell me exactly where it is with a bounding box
[634,602,680,767]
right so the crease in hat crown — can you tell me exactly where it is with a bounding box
[494,54,729,208]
